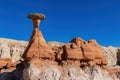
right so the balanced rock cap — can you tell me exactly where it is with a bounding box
[28,13,45,20]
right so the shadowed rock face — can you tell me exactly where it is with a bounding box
[117,49,120,65]
[0,38,27,74]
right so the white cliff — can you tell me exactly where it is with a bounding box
[0,38,28,62]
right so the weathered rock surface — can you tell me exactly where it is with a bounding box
[0,62,25,80]
[23,59,113,80]
[23,36,120,80]
[0,13,120,80]
[0,38,27,62]
[117,49,120,66]
[0,38,120,80]
[0,39,120,80]
[103,46,119,66]
[0,39,119,66]
[48,41,65,47]
[22,13,120,80]
[22,14,54,61]
[0,38,27,75]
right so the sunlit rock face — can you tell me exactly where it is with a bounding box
[103,46,118,66]
[23,36,113,80]
[22,13,117,80]
[0,13,120,80]
[0,38,27,80]
[23,59,113,80]
[0,38,119,66]
[0,38,27,62]
[0,38,120,80]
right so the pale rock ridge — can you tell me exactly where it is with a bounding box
[103,46,119,66]
[47,41,65,47]
[0,38,27,75]
[0,38,27,62]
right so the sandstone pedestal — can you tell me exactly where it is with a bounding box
[22,13,54,61]
[22,13,112,80]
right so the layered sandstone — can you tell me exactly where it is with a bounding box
[0,38,27,62]
[0,39,120,80]
[0,38,119,66]
[22,13,54,61]
[0,38,27,74]
[0,13,120,80]
[22,13,116,80]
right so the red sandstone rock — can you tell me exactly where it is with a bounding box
[71,43,78,49]
[70,37,84,47]
[65,48,83,60]
[0,58,12,68]
[21,13,110,80]
[0,13,118,80]
[58,37,108,67]
[107,66,120,78]
[0,58,17,74]
[22,13,54,61]
[62,43,72,50]
[56,49,63,60]
[22,13,108,68]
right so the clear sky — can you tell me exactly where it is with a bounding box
[0,0,120,47]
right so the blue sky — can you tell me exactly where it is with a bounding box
[0,0,120,47]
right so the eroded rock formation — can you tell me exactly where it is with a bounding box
[0,38,27,75]
[0,13,120,80]
[56,38,108,68]
[0,38,27,62]
[22,13,117,80]
[103,46,118,66]
[22,13,54,61]
[0,39,119,67]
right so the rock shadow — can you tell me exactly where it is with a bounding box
[117,49,120,65]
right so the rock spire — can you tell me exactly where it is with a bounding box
[22,13,54,61]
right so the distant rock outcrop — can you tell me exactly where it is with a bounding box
[0,38,27,62]
[103,46,118,66]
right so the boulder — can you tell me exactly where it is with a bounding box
[59,38,108,66]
